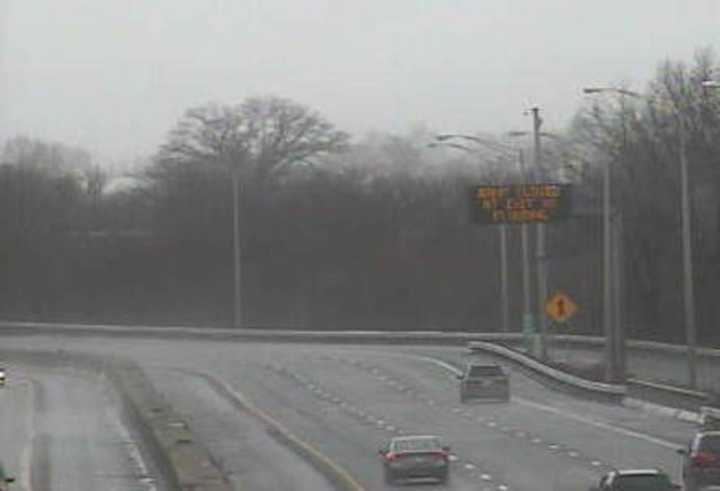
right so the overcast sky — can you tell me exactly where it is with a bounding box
[1,0,718,165]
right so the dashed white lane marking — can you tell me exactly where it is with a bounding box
[487,421,497,427]
[516,431,526,438]
[592,460,603,466]
[386,425,395,432]
[448,454,459,462]
[419,356,682,451]
[498,485,509,491]
[464,463,476,470]
[548,444,559,450]
[481,473,493,481]
[568,451,580,458]
[532,438,542,444]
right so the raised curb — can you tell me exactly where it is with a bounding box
[624,398,702,424]
[107,364,232,491]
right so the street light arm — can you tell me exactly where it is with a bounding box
[582,87,643,99]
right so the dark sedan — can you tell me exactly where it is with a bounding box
[378,435,451,485]
[458,362,510,403]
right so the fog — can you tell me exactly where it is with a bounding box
[2,0,718,163]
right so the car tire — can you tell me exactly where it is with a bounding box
[438,471,449,485]
[384,469,395,486]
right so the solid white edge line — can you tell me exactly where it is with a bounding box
[418,356,682,451]
[108,407,157,490]
[19,379,35,491]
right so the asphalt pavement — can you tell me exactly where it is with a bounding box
[0,336,700,491]
[0,363,156,491]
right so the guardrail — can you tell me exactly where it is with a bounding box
[466,341,627,402]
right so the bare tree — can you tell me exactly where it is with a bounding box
[155,96,350,184]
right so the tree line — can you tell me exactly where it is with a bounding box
[0,50,718,344]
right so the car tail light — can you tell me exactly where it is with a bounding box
[385,452,398,462]
[692,452,719,467]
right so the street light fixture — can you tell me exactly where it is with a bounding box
[583,87,642,98]
[429,134,514,334]
[506,130,562,140]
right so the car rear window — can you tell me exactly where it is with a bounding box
[393,438,441,452]
[614,474,673,491]
[468,365,503,377]
[699,435,720,453]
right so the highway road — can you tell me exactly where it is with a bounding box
[0,335,699,491]
[0,363,156,491]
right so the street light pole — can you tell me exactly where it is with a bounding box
[531,107,549,361]
[584,84,701,385]
[500,224,510,333]
[430,134,514,334]
[517,149,533,339]
[602,134,614,381]
[582,87,633,382]
[679,116,698,388]
[231,168,243,329]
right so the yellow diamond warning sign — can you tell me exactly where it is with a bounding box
[545,292,578,323]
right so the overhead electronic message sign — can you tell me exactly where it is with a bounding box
[470,184,572,225]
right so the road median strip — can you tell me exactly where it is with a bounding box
[0,349,232,491]
[180,369,366,491]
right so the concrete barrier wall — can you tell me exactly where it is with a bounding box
[0,320,717,393]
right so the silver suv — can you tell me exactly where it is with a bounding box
[590,469,679,491]
[457,362,509,403]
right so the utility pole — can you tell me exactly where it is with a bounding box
[232,168,243,329]
[531,107,549,361]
